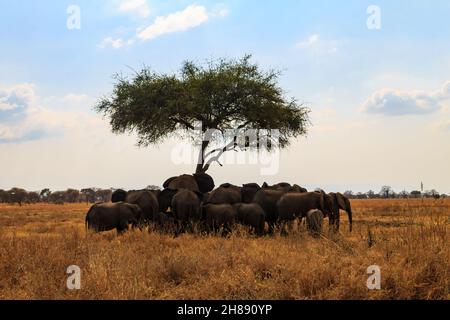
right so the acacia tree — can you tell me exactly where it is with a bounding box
[96,55,310,174]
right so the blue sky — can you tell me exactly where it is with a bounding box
[1,0,449,193]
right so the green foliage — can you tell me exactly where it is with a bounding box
[95,55,310,172]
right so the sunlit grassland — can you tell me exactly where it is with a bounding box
[0,199,448,300]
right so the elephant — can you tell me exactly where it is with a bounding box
[85,202,143,234]
[329,192,353,232]
[158,188,179,213]
[277,191,333,227]
[202,204,236,235]
[252,189,287,234]
[126,190,159,223]
[163,172,215,194]
[112,190,159,224]
[241,183,262,203]
[306,209,324,237]
[262,182,291,191]
[171,189,203,233]
[262,182,308,193]
[111,189,127,202]
[291,185,308,193]
[205,184,242,205]
[233,203,265,236]
[205,183,261,205]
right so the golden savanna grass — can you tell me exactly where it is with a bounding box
[0,199,449,300]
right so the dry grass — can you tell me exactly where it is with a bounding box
[0,200,449,300]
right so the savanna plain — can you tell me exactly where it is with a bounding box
[0,199,448,300]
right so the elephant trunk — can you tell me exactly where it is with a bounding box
[346,199,353,232]
[347,209,353,232]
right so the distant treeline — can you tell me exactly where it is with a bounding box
[0,185,447,205]
[341,186,448,200]
[0,186,161,206]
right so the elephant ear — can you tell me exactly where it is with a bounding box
[193,172,215,193]
[336,193,347,210]
[318,192,326,215]
[262,182,270,189]
[163,176,178,189]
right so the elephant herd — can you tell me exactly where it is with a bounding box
[85,173,353,237]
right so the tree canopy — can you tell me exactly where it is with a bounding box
[95,55,310,173]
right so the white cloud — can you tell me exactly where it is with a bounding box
[210,4,229,18]
[0,83,37,111]
[62,93,90,104]
[296,34,320,48]
[215,8,229,17]
[137,5,209,41]
[118,0,151,18]
[362,81,450,116]
[296,34,338,55]
[0,84,102,143]
[98,37,124,49]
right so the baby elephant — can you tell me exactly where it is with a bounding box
[85,202,143,235]
[202,204,236,235]
[234,203,266,236]
[306,209,324,237]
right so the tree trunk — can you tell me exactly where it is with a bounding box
[196,140,210,173]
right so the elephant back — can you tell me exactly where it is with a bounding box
[126,191,159,222]
[167,175,200,192]
[207,185,241,205]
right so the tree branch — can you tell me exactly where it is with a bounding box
[203,138,240,172]
[202,124,250,159]
[169,117,195,130]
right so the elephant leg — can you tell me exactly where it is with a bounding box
[328,215,335,233]
[335,210,341,231]
[290,220,297,234]
[280,221,288,237]
[256,222,263,237]
[267,222,276,235]
[173,220,183,238]
[223,224,232,237]
[116,222,128,235]
[182,221,190,234]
